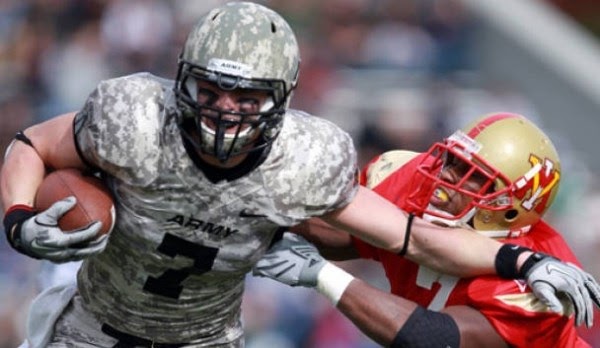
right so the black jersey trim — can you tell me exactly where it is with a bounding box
[72,112,102,173]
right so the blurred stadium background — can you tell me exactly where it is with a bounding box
[1,0,599,347]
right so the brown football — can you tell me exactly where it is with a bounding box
[35,168,115,236]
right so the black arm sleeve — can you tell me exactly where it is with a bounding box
[390,306,460,348]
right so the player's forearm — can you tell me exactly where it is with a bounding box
[1,113,85,212]
[313,262,411,346]
[0,140,46,211]
[322,186,407,252]
[336,279,416,346]
[323,186,532,278]
[405,218,532,277]
[319,264,463,348]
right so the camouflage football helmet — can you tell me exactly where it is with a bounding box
[174,2,300,162]
[406,112,561,238]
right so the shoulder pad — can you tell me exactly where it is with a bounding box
[365,150,419,189]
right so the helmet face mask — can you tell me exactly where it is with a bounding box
[407,130,514,227]
[174,2,300,162]
[406,113,561,237]
[176,60,287,161]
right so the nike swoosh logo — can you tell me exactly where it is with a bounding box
[545,263,571,277]
[239,209,267,218]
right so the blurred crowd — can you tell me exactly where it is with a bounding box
[1,0,599,347]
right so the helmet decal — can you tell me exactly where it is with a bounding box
[514,155,560,213]
[207,58,253,78]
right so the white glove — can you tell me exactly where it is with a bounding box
[524,254,600,328]
[253,232,327,287]
[15,196,108,263]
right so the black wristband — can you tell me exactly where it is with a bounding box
[3,205,37,256]
[495,243,533,279]
[398,213,415,257]
[518,252,553,278]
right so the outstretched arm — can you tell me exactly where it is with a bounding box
[321,186,520,276]
[253,233,508,347]
[340,279,508,348]
[277,226,600,328]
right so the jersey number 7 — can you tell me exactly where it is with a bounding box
[143,233,219,299]
[416,265,459,311]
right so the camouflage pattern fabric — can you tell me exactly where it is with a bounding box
[48,72,358,347]
[182,2,299,95]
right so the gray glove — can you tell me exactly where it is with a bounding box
[253,232,327,287]
[17,196,108,263]
[524,254,600,328]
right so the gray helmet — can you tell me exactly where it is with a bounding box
[175,2,300,162]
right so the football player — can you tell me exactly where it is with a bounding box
[255,113,599,347]
[1,2,598,347]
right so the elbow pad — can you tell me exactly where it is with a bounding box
[391,306,460,348]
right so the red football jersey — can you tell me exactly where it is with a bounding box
[352,151,591,348]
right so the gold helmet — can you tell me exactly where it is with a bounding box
[406,112,561,238]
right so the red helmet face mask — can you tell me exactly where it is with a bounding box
[405,113,561,238]
[406,130,513,226]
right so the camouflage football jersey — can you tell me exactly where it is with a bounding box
[53,72,358,347]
